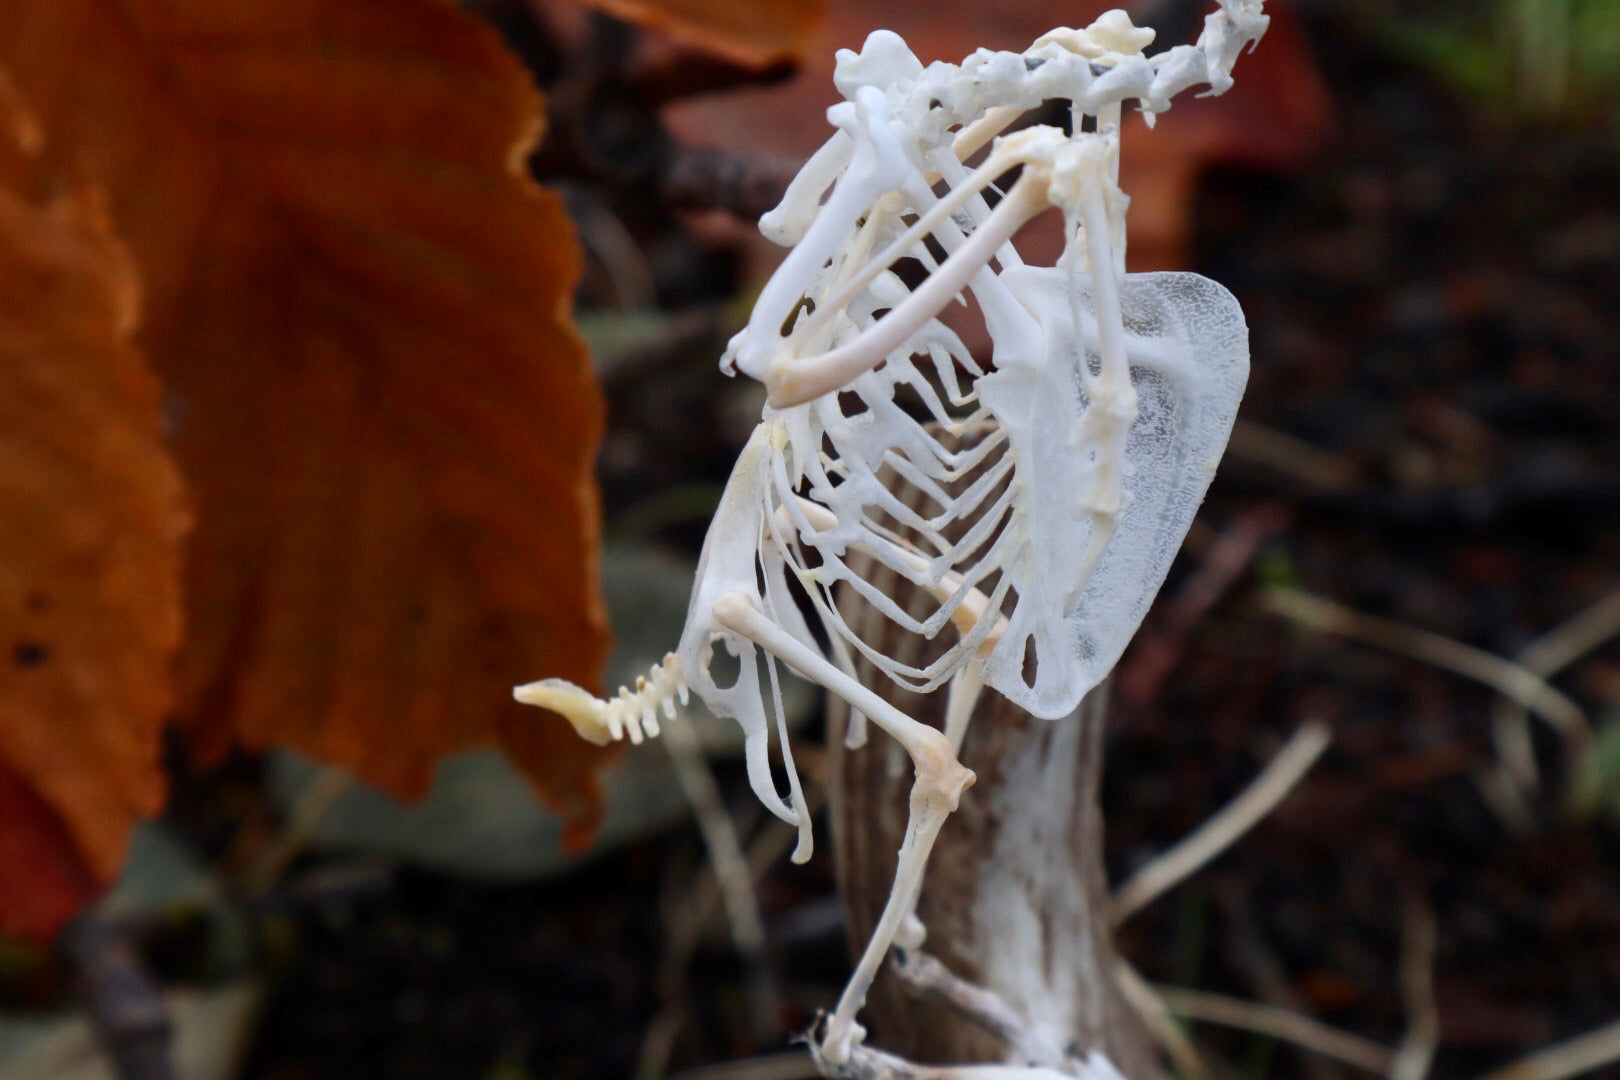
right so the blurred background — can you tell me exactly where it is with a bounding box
[2,0,1618,1077]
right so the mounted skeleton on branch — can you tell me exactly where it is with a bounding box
[519,3,1266,1072]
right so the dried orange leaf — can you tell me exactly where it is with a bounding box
[0,1,613,832]
[565,0,824,67]
[1120,0,1330,269]
[0,764,109,940]
[0,78,187,939]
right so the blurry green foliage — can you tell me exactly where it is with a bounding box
[1571,711,1620,823]
[1254,546,1304,593]
[1383,0,1620,129]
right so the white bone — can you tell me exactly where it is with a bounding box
[517,3,1267,1065]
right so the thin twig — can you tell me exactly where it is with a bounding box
[1156,985,1393,1074]
[1491,586,1620,790]
[1471,766,1535,835]
[1226,419,1359,491]
[239,765,351,896]
[1210,881,1340,1080]
[1514,587,1620,680]
[1112,721,1332,925]
[1116,963,1209,1080]
[637,1004,690,1080]
[1390,895,1439,1080]
[641,744,819,1078]
[67,920,173,1080]
[573,193,657,309]
[1264,588,1591,756]
[663,775,822,981]
[891,951,1063,1066]
[660,713,779,1038]
[1119,504,1289,704]
[1471,1017,1620,1080]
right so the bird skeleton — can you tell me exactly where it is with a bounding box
[518,2,1265,1067]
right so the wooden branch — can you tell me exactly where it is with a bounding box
[1391,896,1440,1080]
[1264,587,1590,751]
[1111,720,1331,925]
[826,425,1163,1078]
[1491,586,1620,790]
[1152,985,1393,1074]
[1471,1018,1620,1080]
[891,951,1062,1064]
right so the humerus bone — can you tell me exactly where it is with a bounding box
[516,3,1266,1071]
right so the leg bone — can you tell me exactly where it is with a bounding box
[710,591,974,1064]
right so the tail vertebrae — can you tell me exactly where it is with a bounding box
[514,652,689,746]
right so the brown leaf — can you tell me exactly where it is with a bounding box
[0,765,109,941]
[1119,0,1331,269]
[0,76,187,938]
[563,0,824,67]
[659,0,1118,164]
[662,0,1329,270]
[658,0,1121,358]
[0,2,613,832]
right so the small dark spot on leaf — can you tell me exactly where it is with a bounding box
[13,641,49,667]
[24,590,49,613]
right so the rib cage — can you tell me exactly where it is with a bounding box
[774,304,1011,696]
[753,127,1024,695]
[746,130,1251,720]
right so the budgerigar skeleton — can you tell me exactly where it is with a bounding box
[518,3,1266,1069]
